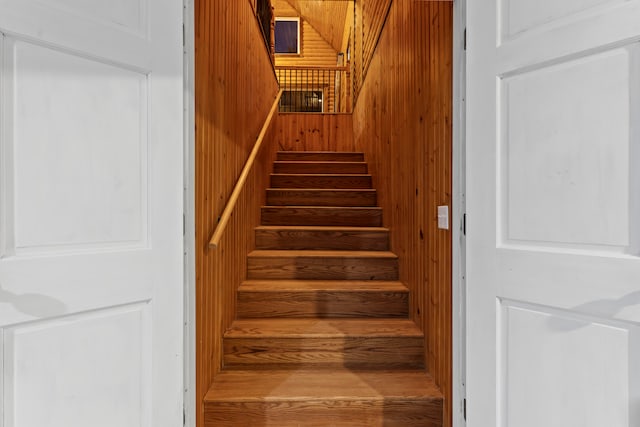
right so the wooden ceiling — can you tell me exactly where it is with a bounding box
[285,0,352,52]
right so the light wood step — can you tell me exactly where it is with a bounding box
[237,280,409,318]
[277,151,365,162]
[255,226,390,250]
[270,173,373,189]
[204,369,443,426]
[247,250,398,280]
[261,206,383,226]
[273,161,368,174]
[223,318,424,368]
[266,189,377,207]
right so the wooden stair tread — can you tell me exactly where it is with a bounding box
[225,318,422,338]
[248,250,397,258]
[239,279,407,292]
[205,369,443,402]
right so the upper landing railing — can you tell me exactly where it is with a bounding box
[275,65,352,113]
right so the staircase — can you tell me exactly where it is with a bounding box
[204,151,443,426]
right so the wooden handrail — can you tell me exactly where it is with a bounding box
[209,89,283,249]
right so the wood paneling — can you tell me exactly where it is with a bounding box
[275,113,355,151]
[273,0,339,67]
[205,369,443,427]
[195,1,279,426]
[352,1,453,426]
[352,0,392,99]
[287,0,351,52]
[362,0,392,74]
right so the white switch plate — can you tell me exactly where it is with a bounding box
[437,205,449,230]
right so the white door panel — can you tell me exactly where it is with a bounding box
[0,0,183,426]
[467,0,640,426]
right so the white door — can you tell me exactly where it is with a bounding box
[0,0,184,426]
[467,0,640,426]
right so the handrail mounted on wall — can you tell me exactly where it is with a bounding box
[208,89,283,249]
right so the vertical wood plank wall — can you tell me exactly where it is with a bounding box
[195,2,279,426]
[275,113,355,151]
[352,1,453,426]
[352,0,392,98]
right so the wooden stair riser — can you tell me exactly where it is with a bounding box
[266,189,377,207]
[273,161,368,174]
[270,174,373,189]
[247,254,399,280]
[277,151,365,162]
[261,207,383,226]
[205,400,443,427]
[223,337,424,369]
[237,290,408,318]
[255,227,390,251]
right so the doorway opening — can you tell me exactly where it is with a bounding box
[186,1,463,426]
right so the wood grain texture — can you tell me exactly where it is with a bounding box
[352,0,392,100]
[247,250,399,280]
[237,279,408,318]
[266,188,377,206]
[275,113,355,151]
[273,161,367,174]
[255,226,390,250]
[204,149,445,425]
[273,0,339,67]
[270,173,372,189]
[195,1,279,426]
[226,318,423,337]
[261,206,383,226]
[209,90,282,248]
[205,369,443,427]
[352,1,453,426]
[277,151,364,161]
[287,0,351,52]
[223,318,424,368]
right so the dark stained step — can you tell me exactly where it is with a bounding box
[255,226,390,251]
[237,280,409,318]
[266,189,377,207]
[277,151,365,162]
[261,206,382,226]
[223,318,424,369]
[273,161,368,174]
[204,369,443,427]
[247,250,398,280]
[270,173,373,189]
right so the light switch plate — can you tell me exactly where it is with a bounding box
[437,205,449,230]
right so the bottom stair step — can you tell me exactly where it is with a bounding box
[204,369,443,427]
